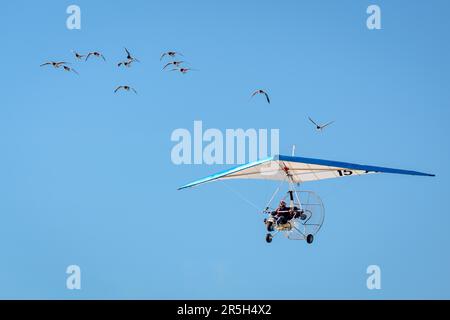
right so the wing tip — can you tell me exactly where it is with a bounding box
[414,171,435,177]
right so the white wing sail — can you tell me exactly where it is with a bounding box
[178,155,435,190]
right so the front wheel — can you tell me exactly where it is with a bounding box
[265,233,273,243]
[306,234,314,244]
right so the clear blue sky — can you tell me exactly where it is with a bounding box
[0,0,448,299]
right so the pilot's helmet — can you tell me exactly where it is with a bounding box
[279,200,286,207]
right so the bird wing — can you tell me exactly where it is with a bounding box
[114,86,123,93]
[85,53,93,61]
[124,47,131,57]
[71,68,79,75]
[251,90,260,98]
[131,88,138,94]
[40,62,51,67]
[162,62,173,70]
[264,92,270,104]
[308,117,319,127]
[321,121,335,129]
[100,54,106,61]
[160,53,167,61]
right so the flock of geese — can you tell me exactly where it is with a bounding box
[39,48,195,94]
[40,48,334,132]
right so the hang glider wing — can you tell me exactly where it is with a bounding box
[178,155,435,190]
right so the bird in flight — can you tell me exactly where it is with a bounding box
[63,66,79,75]
[160,51,183,61]
[251,89,270,104]
[114,85,137,94]
[308,117,335,131]
[124,47,140,62]
[163,61,185,70]
[86,51,106,61]
[71,50,85,60]
[171,68,196,74]
[40,61,69,69]
[117,60,135,68]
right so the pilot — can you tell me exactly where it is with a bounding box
[272,200,291,225]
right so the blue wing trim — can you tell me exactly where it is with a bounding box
[275,155,435,177]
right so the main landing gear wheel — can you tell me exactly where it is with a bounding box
[265,233,273,243]
[306,234,314,244]
[266,221,274,232]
